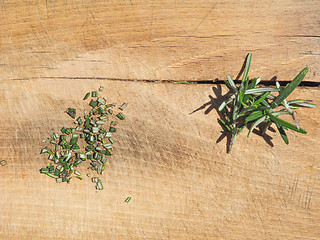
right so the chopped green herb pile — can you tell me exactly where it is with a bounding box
[40,87,128,190]
[219,53,316,153]
[0,160,7,166]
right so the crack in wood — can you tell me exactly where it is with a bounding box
[5,76,320,87]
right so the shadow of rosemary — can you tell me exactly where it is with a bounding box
[189,85,277,153]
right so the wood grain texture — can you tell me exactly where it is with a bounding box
[0,0,319,82]
[0,80,319,239]
[0,0,320,239]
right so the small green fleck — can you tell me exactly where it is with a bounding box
[92,91,98,97]
[83,92,90,100]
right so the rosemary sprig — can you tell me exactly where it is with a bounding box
[219,53,316,153]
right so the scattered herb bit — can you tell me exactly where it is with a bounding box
[116,113,125,120]
[89,100,98,108]
[92,91,98,97]
[0,160,7,166]
[96,179,103,190]
[125,197,132,203]
[83,92,90,100]
[66,108,76,119]
[99,86,104,92]
[91,177,99,183]
[109,127,117,132]
[218,53,316,153]
[119,103,128,110]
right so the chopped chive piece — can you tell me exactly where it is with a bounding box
[91,161,99,167]
[96,179,103,190]
[99,128,106,134]
[87,173,91,177]
[78,153,86,161]
[109,127,116,132]
[66,108,76,119]
[0,160,7,166]
[97,98,106,105]
[106,103,116,108]
[116,113,125,120]
[56,178,63,183]
[107,109,113,115]
[101,156,107,164]
[72,145,80,151]
[109,138,114,144]
[105,148,112,156]
[97,165,104,174]
[76,176,83,180]
[67,177,73,184]
[60,127,67,133]
[70,137,78,145]
[74,170,81,176]
[48,165,54,172]
[92,127,99,134]
[89,100,98,108]
[76,117,83,125]
[92,177,99,183]
[92,91,98,97]
[75,126,83,131]
[83,92,90,100]
[105,132,112,138]
[51,133,59,140]
[124,197,132,203]
[54,168,60,176]
[119,103,128,110]
[41,139,48,143]
[40,167,48,173]
[99,86,104,92]
[46,173,56,178]
[73,159,82,167]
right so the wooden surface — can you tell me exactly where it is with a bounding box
[0,1,320,239]
[1,0,320,82]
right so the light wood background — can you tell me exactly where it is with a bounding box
[0,1,319,239]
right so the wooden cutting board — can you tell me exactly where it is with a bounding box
[0,1,319,239]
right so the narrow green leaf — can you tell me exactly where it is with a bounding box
[242,53,252,83]
[247,77,258,90]
[248,116,267,137]
[245,87,279,95]
[266,111,307,134]
[226,74,237,92]
[272,109,291,116]
[255,77,261,85]
[241,77,251,106]
[245,110,264,123]
[253,91,270,106]
[287,99,316,108]
[271,67,309,108]
[275,123,289,144]
[232,93,241,121]
[218,100,227,111]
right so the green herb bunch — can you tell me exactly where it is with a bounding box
[40,87,128,189]
[219,53,316,153]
